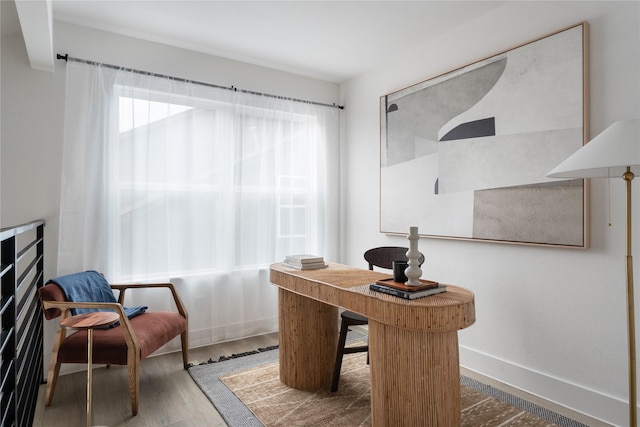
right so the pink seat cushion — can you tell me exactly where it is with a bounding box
[58,311,187,365]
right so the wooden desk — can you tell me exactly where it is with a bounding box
[270,262,475,427]
[60,311,120,427]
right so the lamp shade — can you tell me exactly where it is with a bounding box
[546,119,640,179]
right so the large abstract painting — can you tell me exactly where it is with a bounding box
[380,23,589,247]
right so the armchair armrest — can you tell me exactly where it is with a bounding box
[40,300,141,357]
[109,283,188,319]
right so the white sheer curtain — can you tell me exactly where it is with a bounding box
[58,61,340,348]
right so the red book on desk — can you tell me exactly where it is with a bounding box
[375,277,439,292]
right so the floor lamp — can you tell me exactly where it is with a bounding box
[547,119,640,427]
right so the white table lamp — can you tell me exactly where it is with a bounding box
[547,119,640,426]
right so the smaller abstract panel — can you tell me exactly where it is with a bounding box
[440,117,496,141]
[472,180,584,246]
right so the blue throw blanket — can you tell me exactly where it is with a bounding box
[48,270,147,320]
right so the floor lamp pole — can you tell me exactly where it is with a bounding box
[624,166,637,427]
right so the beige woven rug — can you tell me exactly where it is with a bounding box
[219,352,574,427]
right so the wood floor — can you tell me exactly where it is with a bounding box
[32,330,606,427]
[32,332,280,427]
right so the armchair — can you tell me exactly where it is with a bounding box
[39,278,189,416]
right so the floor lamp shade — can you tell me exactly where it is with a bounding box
[547,118,640,427]
[547,119,640,178]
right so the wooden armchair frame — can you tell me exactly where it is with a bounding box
[40,282,189,416]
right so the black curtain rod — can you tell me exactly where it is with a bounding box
[56,53,344,110]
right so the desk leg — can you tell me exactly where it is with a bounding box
[86,329,93,427]
[278,289,338,390]
[369,320,461,427]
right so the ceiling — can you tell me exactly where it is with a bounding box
[11,0,506,83]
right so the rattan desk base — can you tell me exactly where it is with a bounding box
[270,262,475,427]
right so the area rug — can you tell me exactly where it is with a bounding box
[189,345,588,427]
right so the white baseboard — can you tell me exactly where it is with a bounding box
[187,317,278,350]
[460,345,625,426]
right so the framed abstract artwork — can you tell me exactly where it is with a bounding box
[379,23,589,247]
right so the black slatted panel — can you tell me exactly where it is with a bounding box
[0,220,45,427]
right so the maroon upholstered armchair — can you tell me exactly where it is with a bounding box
[38,278,189,416]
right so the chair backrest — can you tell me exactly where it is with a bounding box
[363,246,425,270]
[38,283,67,320]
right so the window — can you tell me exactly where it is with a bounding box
[116,91,324,280]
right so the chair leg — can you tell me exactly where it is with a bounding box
[44,361,61,406]
[331,318,350,392]
[45,324,68,406]
[127,358,140,416]
[180,330,189,369]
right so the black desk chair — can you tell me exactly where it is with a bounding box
[330,246,425,392]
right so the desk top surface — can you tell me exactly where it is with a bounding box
[270,262,475,332]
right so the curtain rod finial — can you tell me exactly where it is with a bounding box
[56,53,69,62]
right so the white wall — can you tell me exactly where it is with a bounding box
[340,2,639,425]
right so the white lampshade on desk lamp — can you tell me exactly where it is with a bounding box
[547,119,640,426]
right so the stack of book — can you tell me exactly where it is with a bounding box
[283,254,328,270]
[369,278,446,300]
